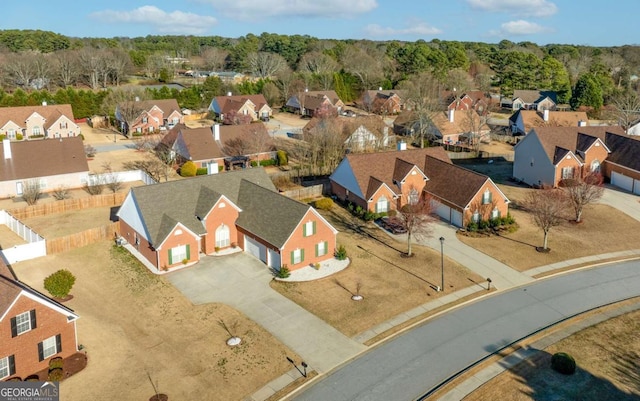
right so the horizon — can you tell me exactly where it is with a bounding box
[2,1,639,48]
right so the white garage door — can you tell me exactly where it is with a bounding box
[268,248,281,269]
[611,171,634,192]
[432,200,451,223]
[244,235,267,263]
[451,210,463,227]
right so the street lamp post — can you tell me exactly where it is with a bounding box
[439,237,445,292]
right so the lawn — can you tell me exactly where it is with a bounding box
[21,206,115,238]
[457,184,640,271]
[462,308,640,401]
[12,241,300,401]
[270,203,486,338]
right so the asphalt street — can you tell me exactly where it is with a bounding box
[292,260,640,401]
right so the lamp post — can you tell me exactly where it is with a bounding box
[439,237,445,292]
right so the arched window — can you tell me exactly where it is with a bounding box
[591,160,601,173]
[408,189,419,205]
[215,224,230,248]
[376,196,389,213]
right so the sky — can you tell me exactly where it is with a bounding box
[4,0,638,47]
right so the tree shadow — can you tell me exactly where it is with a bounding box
[356,245,436,288]
[490,345,639,400]
[493,232,538,249]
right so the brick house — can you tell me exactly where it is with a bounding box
[285,91,345,117]
[208,94,272,122]
[302,115,390,152]
[509,109,589,136]
[513,125,640,191]
[0,260,79,381]
[0,103,81,140]
[116,99,183,135]
[501,90,557,111]
[0,137,90,199]
[358,89,405,115]
[116,168,338,272]
[330,147,509,227]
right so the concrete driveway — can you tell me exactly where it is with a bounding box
[600,186,640,221]
[166,252,365,373]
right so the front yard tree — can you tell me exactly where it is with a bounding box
[101,87,149,136]
[524,186,567,251]
[22,179,42,205]
[398,72,441,148]
[247,52,286,79]
[562,171,604,223]
[397,192,434,257]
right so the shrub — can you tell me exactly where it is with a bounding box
[478,220,490,230]
[387,209,397,218]
[467,222,478,232]
[182,258,189,265]
[84,144,96,158]
[347,202,354,212]
[25,375,40,382]
[0,134,5,140]
[260,159,276,167]
[30,134,44,139]
[180,161,197,177]
[314,198,334,210]
[277,150,288,166]
[43,269,76,299]
[277,265,290,278]
[250,160,258,167]
[77,133,84,140]
[551,352,576,375]
[196,167,208,175]
[218,165,224,172]
[354,205,364,217]
[49,357,64,371]
[16,133,23,140]
[48,368,64,382]
[363,211,377,221]
[335,245,348,261]
[52,186,70,200]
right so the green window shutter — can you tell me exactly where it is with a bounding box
[168,249,173,265]
[489,192,493,202]
[312,221,317,235]
[315,243,319,257]
[290,251,295,265]
[324,241,328,256]
[301,249,305,262]
[303,223,307,237]
[186,245,190,260]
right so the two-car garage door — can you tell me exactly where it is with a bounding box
[244,235,281,268]
[611,171,640,195]
[431,201,464,227]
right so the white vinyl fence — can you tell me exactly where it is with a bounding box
[0,210,46,263]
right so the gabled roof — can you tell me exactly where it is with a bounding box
[290,91,344,110]
[531,126,629,166]
[214,94,270,115]
[512,90,558,104]
[510,110,589,133]
[335,147,451,199]
[422,156,493,209]
[235,180,315,248]
[136,99,181,117]
[393,158,420,183]
[128,168,277,247]
[0,137,89,181]
[0,104,76,128]
[303,115,388,139]
[431,110,486,137]
[552,147,578,165]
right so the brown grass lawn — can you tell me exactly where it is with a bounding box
[270,204,485,337]
[0,224,26,248]
[457,185,640,272]
[19,206,116,238]
[463,308,640,401]
[12,241,299,401]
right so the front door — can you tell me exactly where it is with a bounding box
[16,182,23,196]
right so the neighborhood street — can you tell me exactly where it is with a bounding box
[291,260,640,401]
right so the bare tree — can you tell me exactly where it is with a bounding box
[32,53,52,90]
[22,180,42,205]
[247,52,286,79]
[101,88,149,136]
[123,154,173,183]
[298,51,338,90]
[101,162,124,193]
[340,45,383,90]
[53,50,79,87]
[562,170,604,223]
[524,186,567,251]
[106,49,131,87]
[460,108,490,155]
[201,46,228,71]
[304,117,346,175]
[4,52,36,89]
[77,48,103,90]
[223,138,251,156]
[276,66,303,106]
[398,72,442,148]
[222,109,252,125]
[611,90,640,134]
[396,192,434,257]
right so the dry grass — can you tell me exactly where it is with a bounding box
[20,207,115,238]
[270,204,486,337]
[12,241,300,401]
[463,308,640,401]
[457,184,640,271]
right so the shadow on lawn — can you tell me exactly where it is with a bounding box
[487,345,639,401]
[356,245,437,288]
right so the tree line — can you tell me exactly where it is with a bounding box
[1,30,639,117]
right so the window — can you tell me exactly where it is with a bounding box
[408,189,419,205]
[39,335,60,361]
[169,245,189,264]
[291,249,304,265]
[316,241,328,257]
[561,167,574,179]
[215,224,230,248]
[491,208,500,220]
[591,160,601,173]
[60,122,67,129]
[32,126,41,135]
[142,117,148,124]
[11,310,36,337]
[0,356,15,380]
[482,189,492,205]
[472,211,480,223]
[376,196,389,213]
[303,221,316,237]
[7,129,15,139]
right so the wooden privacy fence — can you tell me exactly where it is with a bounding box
[46,222,120,255]
[8,192,127,220]
[280,184,325,200]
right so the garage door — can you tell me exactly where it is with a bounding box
[244,235,267,263]
[431,200,451,223]
[611,172,634,192]
[268,249,281,269]
[451,210,463,227]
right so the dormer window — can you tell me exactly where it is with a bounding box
[482,189,492,204]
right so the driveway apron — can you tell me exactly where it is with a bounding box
[166,252,366,373]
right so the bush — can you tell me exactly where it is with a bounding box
[16,133,23,140]
[387,209,397,218]
[77,133,84,140]
[250,160,258,167]
[314,198,334,210]
[277,265,290,278]
[196,167,208,175]
[335,245,348,261]
[478,220,490,230]
[43,269,76,299]
[277,150,288,166]
[259,159,276,167]
[180,161,197,177]
[0,134,5,140]
[551,352,576,375]
[467,222,478,232]
[49,357,64,370]
[48,368,64,382]
[363,211,377,221]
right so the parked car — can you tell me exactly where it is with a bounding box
[377,216,407,234]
